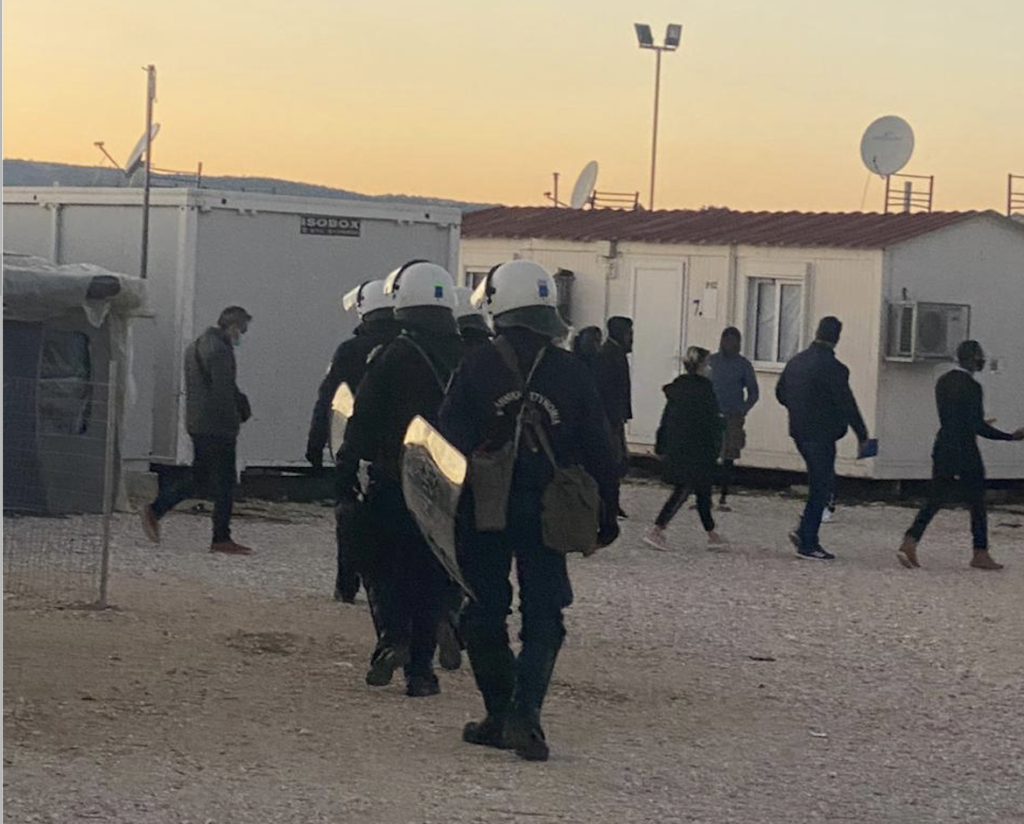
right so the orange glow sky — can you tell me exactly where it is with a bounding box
[3,0,1022,212]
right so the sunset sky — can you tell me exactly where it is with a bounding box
[3,0,1022,212]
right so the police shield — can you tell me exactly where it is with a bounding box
[401,415,475,598]
[329,382,356,462]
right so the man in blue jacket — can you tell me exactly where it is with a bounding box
[775,317,869,560]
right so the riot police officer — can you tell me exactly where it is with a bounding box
[439,260,620,761]
[306,279,401,602]
[335,261,463,697]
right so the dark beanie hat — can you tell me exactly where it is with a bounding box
[815,316,842,344]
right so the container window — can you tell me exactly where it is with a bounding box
[745,277,803,365]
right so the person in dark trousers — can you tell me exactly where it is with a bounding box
[775,316,869,561]
[335,261,463,698]
[595,316,633,515]
[644,347,726,551]
[141,306,254,555]
[305,279,401,602]
[708,327,759,510]
[898,340,1023,571]
[571,325,603,370]
[440,260,619,762]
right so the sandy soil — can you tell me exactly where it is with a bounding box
[4,484,1024,824]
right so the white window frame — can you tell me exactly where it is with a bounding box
[743,276,804,369]
[463,268,491,289]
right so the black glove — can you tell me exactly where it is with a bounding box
[306,443,324,469]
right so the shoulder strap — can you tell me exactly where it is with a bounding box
[494,336,553,464]
[399,334,448,393]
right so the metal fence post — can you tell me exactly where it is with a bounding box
[97,361,117,608]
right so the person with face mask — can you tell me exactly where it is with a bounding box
[644,347,727,551]
[440,260,620,762]
[335,261,463,698]
[707,327,759,511]
[140,306,254,555]
[775,316,869,561]
[305,279,402,602]
[898,340,1024,571]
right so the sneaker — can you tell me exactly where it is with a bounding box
[643,525,670,552]
[365,644,410,687]
[717,503,733,513]
[405,672,441,698]
[797,546,836,561]
[897,536,920,569]
[969,551,1004,571]
[140,505,160,544]
[821,508,833,524]
[506,713,549,762]
[706,530,728,549]
[210,540,254,555]
[436,617,462,671]
[463,715,511,749]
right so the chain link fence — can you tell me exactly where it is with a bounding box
[3,371,116,606]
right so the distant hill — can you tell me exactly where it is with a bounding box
[2,159,495,212]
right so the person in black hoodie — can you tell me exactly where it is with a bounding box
[898,340,1023,571]
[644,347,726,552]
[440,260,620,762]
[306,279,401,602]
[595,316,634,484]
[335,261,463,698]
[775,317,869,561]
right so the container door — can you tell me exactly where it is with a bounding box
[628,263,686,445]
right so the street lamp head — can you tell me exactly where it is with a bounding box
[664,23,683,49]
[634,23,654,48]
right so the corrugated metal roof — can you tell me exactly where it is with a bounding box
[462,207,1011,249]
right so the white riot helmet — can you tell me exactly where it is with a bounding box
[342,279,392,318]
[455,285,492,337]
[471,260,568,339]
[383,260,457,312]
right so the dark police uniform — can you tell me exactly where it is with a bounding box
[336,325,462,691]
[306,313,401,600]
[439,327,620,753]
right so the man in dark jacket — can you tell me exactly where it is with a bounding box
[141,306,254,555]
[440,260,619,762]
[775,316,869,561]
[335,261,463,698]
[898,340,1023,571]
[595,316,633,515]
[306,279,401,602]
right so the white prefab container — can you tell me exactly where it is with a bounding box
[461,209,1024,481]
[3,187,461,471]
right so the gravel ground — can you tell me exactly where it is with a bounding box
[4,483,1024,824]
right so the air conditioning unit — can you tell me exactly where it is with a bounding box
[886,301,970,361]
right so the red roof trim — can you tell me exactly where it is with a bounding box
[462,207,1008,249]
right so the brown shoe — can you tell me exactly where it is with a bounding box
[969,551,1003,571]
[897,535,920,569]
[210,540,254,556]
[140,505,161,544]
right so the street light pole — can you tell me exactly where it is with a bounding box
[649,47,663,212]
[635,23,681,212]
[140,64,156,279]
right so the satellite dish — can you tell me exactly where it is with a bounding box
[124,122,161,176]
[569,161,599,209]
[860,116,914,176]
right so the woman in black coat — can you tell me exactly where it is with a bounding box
[644,346,726,551]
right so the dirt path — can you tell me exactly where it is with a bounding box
[5,486,1024,823]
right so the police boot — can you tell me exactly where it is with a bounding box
[462,635,516,750]
[508,641,560,762]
